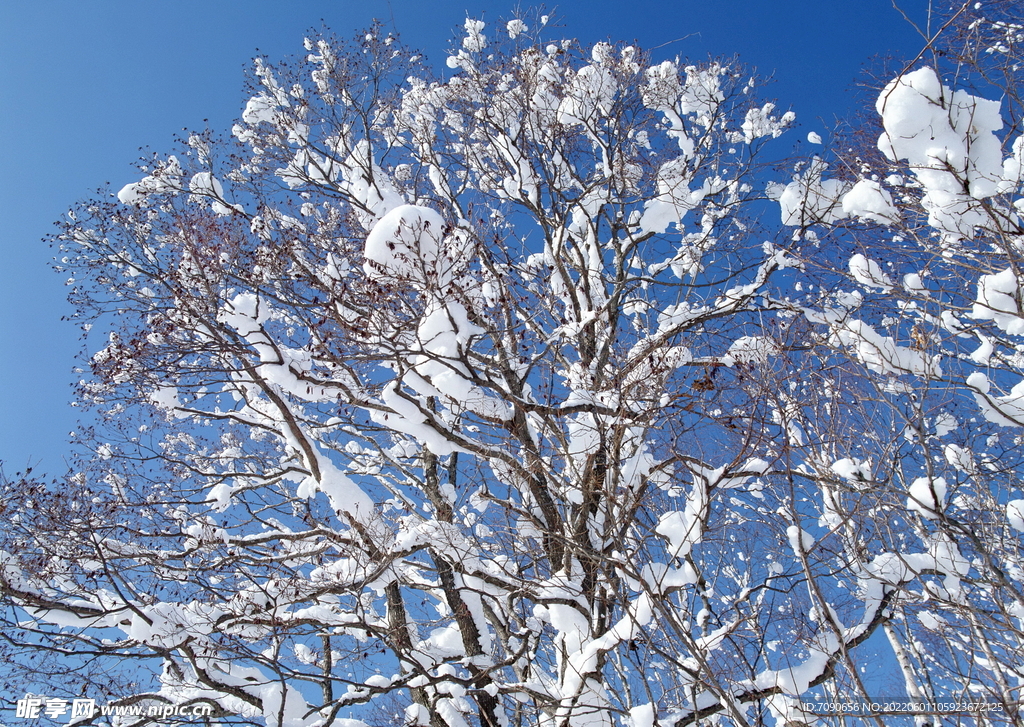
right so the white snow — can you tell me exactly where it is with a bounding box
[721,335,779,367]
[972,267,1024,334]
[775,158,848,225]
[966,371,1024,427]
[339,140,406,228]
[903,272,928,296]
[149,385,186,418]
[786,524,815,553]
[370,382,470,456]
[118,156,183,205]
[831,457,872,482]
[363,204,446,285]
[462,18,487,53]
[627,703,655,727]
[1007,499,1024,532]
[642,61,726,156]
[830,319,942,378]
[907,476,947,519]
[506,19,528,38]
[638,160,716,235]
[655,476,708,558]
[933,412,957,436]
[943,443,975,474]
[1000,134,1024,192]
[404,300,509,422]
[242,94,281,125]
[741,103,795,143]
[841,179,898,224]
[189,172,237,215]
[877,66,1003,240]
[848,253,893,290]
[557,60,618,127]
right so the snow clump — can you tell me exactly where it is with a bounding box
[506,19,528,38]
[876,66,1003,240]
[1007,499,1024,533]
[117,156,183,206]
[907,476,947,519]
[364,204,447,286]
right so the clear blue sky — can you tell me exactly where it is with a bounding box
[0,0,923,475]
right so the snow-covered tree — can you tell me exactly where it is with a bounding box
[766,3,1024,723]
[3,7,1022,727]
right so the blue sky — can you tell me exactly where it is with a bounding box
[0,0,923,475]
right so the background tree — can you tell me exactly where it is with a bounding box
[765,2,1024,724]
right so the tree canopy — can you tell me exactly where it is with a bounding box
[3,5,1024,726]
